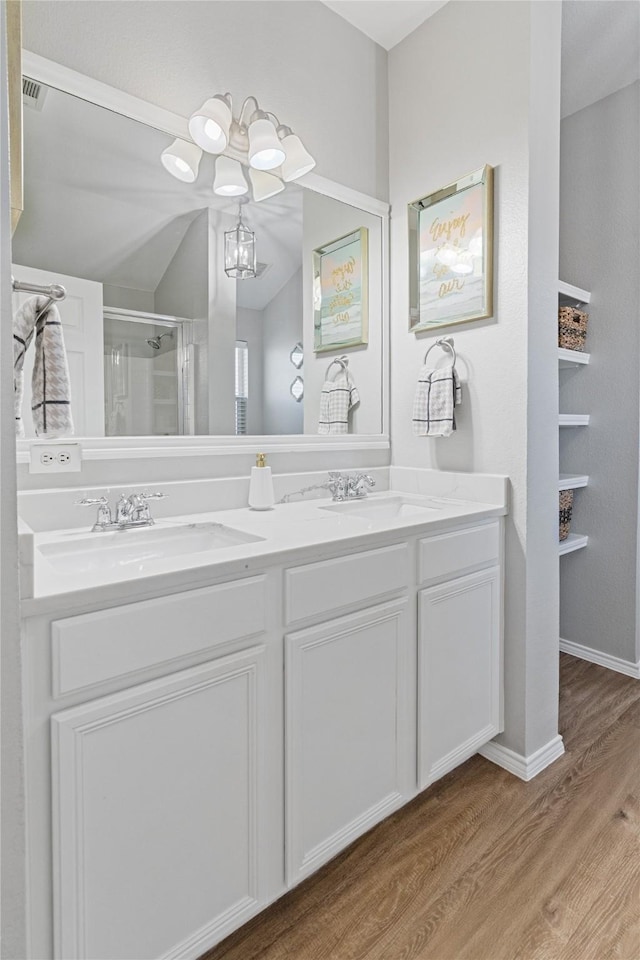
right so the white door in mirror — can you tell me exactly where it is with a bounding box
[29,442,82,473]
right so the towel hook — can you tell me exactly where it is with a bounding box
[325,355,349,379]
[424,336,456,366]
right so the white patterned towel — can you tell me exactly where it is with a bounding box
[412,362,462,438]
[13,296,74,438]
[318,369,360,435]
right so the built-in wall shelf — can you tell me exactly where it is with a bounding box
[559,533,589,556]
[558,347,590,367]
[559,414,590,427]
[559,474,589,491]
[558,280,591,303]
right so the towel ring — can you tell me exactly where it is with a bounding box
[424,337,456,366]
[325,355,349,379]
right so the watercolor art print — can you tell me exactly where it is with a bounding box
[313,227,369,352]
[409,166,493,332]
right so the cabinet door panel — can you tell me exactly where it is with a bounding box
[285,598,411,885]
[52,647,267,960]
[419,568,501,788]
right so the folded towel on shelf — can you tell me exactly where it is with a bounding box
[318,368,360,435]
[13,296,73,438]
[412,362,462,438]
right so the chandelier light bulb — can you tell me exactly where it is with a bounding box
[188,96,232,153]
[249,168,285,202]
[248,117,286,171]
[213,156,248,197]
[160,138,202,183]
[280,133,316,182]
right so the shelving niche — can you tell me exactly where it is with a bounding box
[558,281,591,555]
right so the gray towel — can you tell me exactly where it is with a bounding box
[13,296,74,438]
[412,362,462,438]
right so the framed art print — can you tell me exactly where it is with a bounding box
[313,227,369,352]
[408,165,493,332]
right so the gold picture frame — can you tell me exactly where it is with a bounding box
[313,227,369,353]
[408,165,494,332]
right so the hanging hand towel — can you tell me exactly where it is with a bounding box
[412,362,461,438]
[13,296,74,438]
[318,368,360,435]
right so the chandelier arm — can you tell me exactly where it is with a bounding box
[238,95,261,129]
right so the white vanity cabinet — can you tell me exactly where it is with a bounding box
[285,598,413,885]
[22,516,504,960]
[51,647,268,960]
[25,573,283,960]
[417,522,503,788]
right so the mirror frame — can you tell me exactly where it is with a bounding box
[15,51,390,466]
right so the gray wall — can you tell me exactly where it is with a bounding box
[22,0,389,201]
[559,81,640,665]
[388,0,563,759]
[263,269,304,435]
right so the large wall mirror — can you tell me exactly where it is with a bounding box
[13,65,388,446]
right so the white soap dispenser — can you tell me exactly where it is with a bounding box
[248,452,275,510]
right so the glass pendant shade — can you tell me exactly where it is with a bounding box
[161,138,203,183]
[188,96,232,153]
[248,118,286,170]
[280,133,316,182]
[213,156,248,196]
[249,168,285,202]
[225,211,257,279]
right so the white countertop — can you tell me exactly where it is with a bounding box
[20,490,507,618]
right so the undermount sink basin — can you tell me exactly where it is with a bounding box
[37,522,265,575]
[320,495,443,521]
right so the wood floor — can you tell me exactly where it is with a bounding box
[203,655,640,960]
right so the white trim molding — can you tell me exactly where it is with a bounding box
[478,735,565,782]
[559,638,640,680]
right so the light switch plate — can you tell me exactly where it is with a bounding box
[29,442,82,474]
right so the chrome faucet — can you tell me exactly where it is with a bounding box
[327,472,376,501]
[76,492,167,531]
[347,473,376,499]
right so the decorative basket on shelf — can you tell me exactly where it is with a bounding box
[558,305,589,351]
[559,489,574,542]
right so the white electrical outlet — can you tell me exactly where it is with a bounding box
[29,442,82,474]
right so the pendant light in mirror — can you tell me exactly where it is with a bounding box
[224,201,257,279]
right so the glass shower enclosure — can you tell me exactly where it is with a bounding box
[103,309,191,436]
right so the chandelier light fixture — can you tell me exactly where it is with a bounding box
[161,93,315,202]
[224,201,257,279]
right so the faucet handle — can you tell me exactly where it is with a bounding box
[140,491,167,501]
[75,496,109,507]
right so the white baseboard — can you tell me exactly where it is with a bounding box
[478,734,565,782]
[559,638,640,680]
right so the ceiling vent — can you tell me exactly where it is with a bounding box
[254,262,271,279]
[23,77,47,111]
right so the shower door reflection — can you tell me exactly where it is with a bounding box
[103,310,187,436]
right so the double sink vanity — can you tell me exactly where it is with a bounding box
[18,467,507,960]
